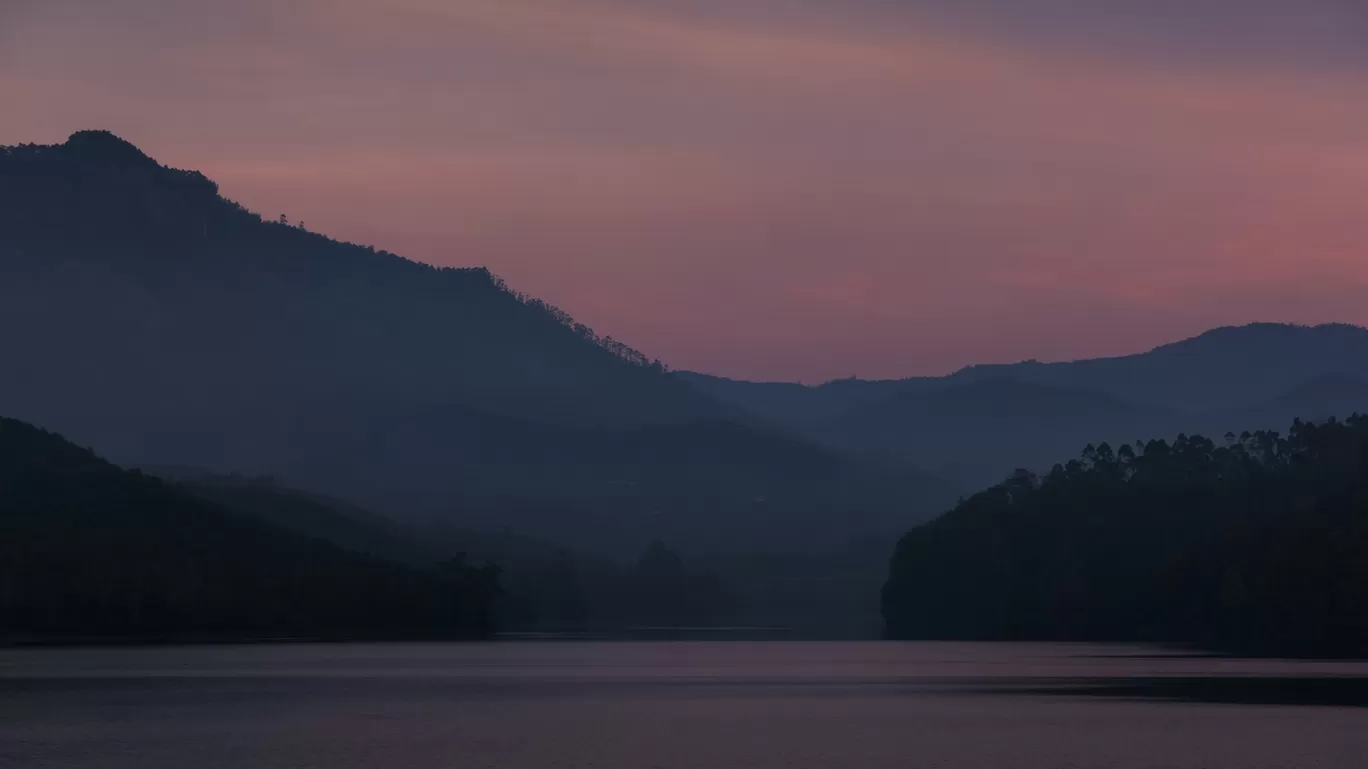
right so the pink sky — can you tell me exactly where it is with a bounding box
[4,0,1368,382]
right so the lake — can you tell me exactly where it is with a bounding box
[4,641,1368,768]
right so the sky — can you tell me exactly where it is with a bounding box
[4,0,1368,382]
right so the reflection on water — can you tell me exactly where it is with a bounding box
[1011,675,1368,708]
[3,642,1368,769]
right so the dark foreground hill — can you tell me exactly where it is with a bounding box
[0,417,498,643]
[883,417,1368,657]
[0,131,951,554]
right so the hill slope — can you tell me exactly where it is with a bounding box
[685,324,1368,488]
[824,377,1179,489]
[883,418,1368,656]
[0,131,721,443]
[0,417,497,642]
[945,323,1368,411]
[0,131,951,553]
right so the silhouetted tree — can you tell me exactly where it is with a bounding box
[884,415,1368,657]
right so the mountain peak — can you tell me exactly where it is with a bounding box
[62,130,157,168]
[1152,322,1368,357]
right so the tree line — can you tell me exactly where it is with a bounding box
[884,416,1368,656]
[0,417,500,643]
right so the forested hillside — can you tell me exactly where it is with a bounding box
[883,417,1368,656]
[0,131,950,554]
[0,417,498,642]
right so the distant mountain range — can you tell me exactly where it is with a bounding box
[0,131,951,555]
[5,131,1362,560]
[680,323,1368,487]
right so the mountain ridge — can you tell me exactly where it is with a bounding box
[683,322,1368,488]
[0,130,952,556]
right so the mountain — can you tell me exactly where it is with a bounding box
[823,377,1179,489]
[1225,374,1368,431]
[0,131,719,442]
[883,418,1368,657]
[683,323,1368,488]
[944,323,1368,411]
[0,416,497,642]
[153,469,739,631]
[672,372,918,430]
[0,131,952,555]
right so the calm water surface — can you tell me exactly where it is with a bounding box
[4,641,1368,768]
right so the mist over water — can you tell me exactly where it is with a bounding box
[5,642,1368,769]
